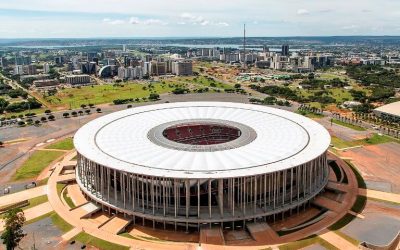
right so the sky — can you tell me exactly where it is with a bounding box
[0,0,400,38]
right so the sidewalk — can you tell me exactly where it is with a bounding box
[359,188,400,204]
[0,185,47,207]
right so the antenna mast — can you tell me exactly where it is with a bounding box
[243,23,246,70]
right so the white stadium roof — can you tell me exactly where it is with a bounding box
[74,102,331,179]
[374,101,400,118]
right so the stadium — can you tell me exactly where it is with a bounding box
[74,102,331,231]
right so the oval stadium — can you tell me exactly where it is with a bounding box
[74,102,331,231]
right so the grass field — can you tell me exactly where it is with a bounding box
[50,212,74,233]
[43,82,183,109]
[331,134,400,149]
[62,187,76,208]
[73,232,130,250]
[23,195,49,210]
[296,110,325,119]
[331,119,366,131]
[0,107,48,119]
[13,150,65,181]
[45,137,74,150]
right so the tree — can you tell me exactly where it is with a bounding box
[71,111,77,116]
[62,112,70,118]
[44,109,51,114]
[1,208,26,250]
[34,120,40,125]
[78,110,83,116]
[80,104,87,109]
[96,108,101,113]
[127,105,132,109]
[40,117,47,122]
[48,115,55,121]
[149,93,160,101]
[85,109,91,115]
[234,83,241,89]
[0,141,3,147]
[89,103,95,108]
[0,98,9,114]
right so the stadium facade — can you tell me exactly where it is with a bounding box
[74,102,331,230]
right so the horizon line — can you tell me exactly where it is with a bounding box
[1,35,400,40]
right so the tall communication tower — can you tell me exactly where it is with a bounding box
[243,23,247,70]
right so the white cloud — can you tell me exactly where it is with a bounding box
[129,17,167,26]
[297,9,310,15]
[180,13,229,27]
[341,24,358,30]
[0,0,400,37]
[103,18,125,25]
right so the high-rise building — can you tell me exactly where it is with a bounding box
[54,56,65,65]
[23,65,37,75]
[87,52,98,62]
[13,65,24,75]
[282,44,290,56]
[43,63,50,74]
[172,61,193,76]
[122,44,127,52]
[80,62,96,74]
[65,74,91,85]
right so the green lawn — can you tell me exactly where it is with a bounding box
[192,76,232,90]
[25,211,74,232]
[73,232,130,250]
[45,137,74,150]
[296,110,325,119]
[57,183,66,196]
[25,211,54,225]
[0,107,48,119]
[331,119,366,131]
[13,150,65,181]
[331,134,400,149]
[279,235,338,250]
[62,187,76,208]
[23,195,48,210]
[44,82,183,109]
[50,212,74,233]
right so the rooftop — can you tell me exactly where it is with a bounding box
[74,102,331,179]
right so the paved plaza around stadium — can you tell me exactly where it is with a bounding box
[1,96,400,249]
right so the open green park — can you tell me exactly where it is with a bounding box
[33,76,233,110]
[12,150,65,181]
[331,133,400,149]
[45,137,74,150]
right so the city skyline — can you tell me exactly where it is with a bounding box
[1,0,400,38]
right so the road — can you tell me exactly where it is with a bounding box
[0,92,250,185]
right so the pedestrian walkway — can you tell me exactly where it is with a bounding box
[61,227,82,241]
[319,230,358,250]
[99,216,131,234]
[0,185,47,207]
[47,153,194,250]
[359,188,400,204]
